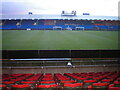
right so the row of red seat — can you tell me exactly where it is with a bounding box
[37,73,57,89]
[1,71,120,90]
[2,73,34,81]
[1,80,120,89]
[63,72,120,89]
[26,74,42,81]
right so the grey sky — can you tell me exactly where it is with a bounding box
[1,0,119,16]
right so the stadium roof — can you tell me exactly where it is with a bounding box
[1,14,119,20]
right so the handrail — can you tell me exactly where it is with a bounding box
[2,64,120,69]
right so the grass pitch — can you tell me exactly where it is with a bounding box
[2,30,119,50]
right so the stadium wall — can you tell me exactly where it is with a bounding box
[2,66,120,74]
[1,19,119,31]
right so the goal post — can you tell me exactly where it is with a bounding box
[75,27,85,31]
[53,26,62,30]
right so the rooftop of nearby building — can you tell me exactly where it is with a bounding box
[1,14,119,20]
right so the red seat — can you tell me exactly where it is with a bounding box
[83,80,97,88]
[2,81,15,84]
[117,78,120,80]
[109,84,120,90]
[108,87,120,90]
[0,84,10,90]
[40,81,55,84]
[102,79,113,82]
[91,82,109,89]
[84,80,97,83]
[21,81,35,84]
[12,74,23,77]
[114,81,120,84]
[37,84,57,88]
[77,77,88,80]
[59,78,70,81]
[61,80,76,83]
[12,84,31,88]
[0,84,6,88]
[42,77,54,81]
[93,83,109,86]
[93,77,102,80]
[64,83,83,88]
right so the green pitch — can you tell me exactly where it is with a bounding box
[2,30,119,50]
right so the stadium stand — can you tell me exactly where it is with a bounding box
[1,14,120,90]
[1,71,120,89]
[1,14,119,30]
[1,19,119,30]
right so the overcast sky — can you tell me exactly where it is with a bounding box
[1,0,119,16]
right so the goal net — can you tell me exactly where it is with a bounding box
[75,27,85,31]
[53,26,62,30]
